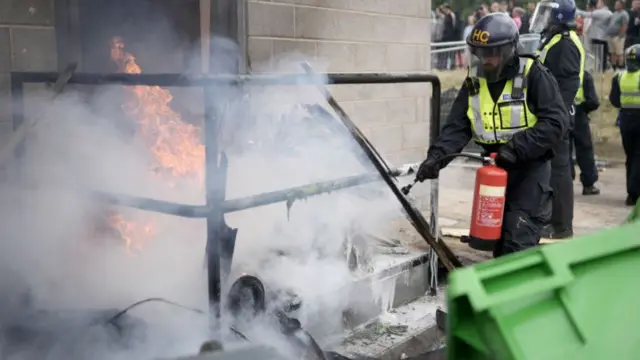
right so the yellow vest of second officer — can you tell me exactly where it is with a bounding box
[619,70,640,109]
[466,57,538,144]
[538,30,586,105]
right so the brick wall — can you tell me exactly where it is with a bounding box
[246,0,432,205]
[0,0,57,141]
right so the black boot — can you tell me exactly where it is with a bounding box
[582,185,600,195]
[552,228,574,239]
[626,196,638,206]
[540,224,573,239]
[540,224,554,239]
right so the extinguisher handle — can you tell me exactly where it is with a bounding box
[484,152,498,166]
[483,157,496,166]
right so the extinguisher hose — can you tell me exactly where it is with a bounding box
[438,152,486,164]
[401,152,487,195]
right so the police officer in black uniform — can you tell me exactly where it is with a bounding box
[610,44,640,206]
[415,13,568,258]
[571,70,601,196]
[530,0,584,239]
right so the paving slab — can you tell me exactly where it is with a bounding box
[331,293,445,360]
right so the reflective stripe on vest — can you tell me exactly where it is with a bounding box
[619,70,640,109]
[538,30,586,105]
[466,57,538,144]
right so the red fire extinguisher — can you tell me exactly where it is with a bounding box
[468,153,508,251]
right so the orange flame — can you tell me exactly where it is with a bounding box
[108,212,157,254]
[107,36,206,252]
[110,36,206,182]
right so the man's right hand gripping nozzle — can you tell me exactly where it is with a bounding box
[416,158,441,182]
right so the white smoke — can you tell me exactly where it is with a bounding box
[0,22,411,360]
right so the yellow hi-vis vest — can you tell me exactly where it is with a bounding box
[619,70,640,109]
[538,30,586,105]
[466,57,538,144]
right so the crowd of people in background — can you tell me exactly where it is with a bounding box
[431,1,536,70]
[432,0,640,71]
[576,0,640,71]
[431,0,640,210]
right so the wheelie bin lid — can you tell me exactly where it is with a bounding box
[446,221,640,360]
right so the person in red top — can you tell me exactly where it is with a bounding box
[576,16,585,35]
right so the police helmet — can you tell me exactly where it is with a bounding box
[625,44,640,72]
[466,13,519,83]
[529,0,576,34]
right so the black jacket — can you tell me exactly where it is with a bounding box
[442,12,457,41]
[627,9,640,38]
[582,71,600,115]
[539,30,582,112]
[520,12,532,34]
[426,57,568,166]
[609,72,640,123]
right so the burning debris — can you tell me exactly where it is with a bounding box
[110,36,205,182]
[0,24,454,359]
[106,37,207,253]
[106,211,157,253]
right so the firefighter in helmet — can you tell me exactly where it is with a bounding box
[415,13,568,258]
[609,45,640,207]
[530,0,587,239]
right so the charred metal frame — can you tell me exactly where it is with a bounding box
[9,70,442,326]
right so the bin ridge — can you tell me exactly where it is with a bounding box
[446,222,640,360]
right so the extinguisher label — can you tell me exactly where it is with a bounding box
[479,185,506,197]
[476,185,507,227]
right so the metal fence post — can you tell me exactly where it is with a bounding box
[203,85,223,322]
[428,80,441,294]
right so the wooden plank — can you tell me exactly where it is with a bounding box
[301,63,463,271]
[441,227,564,244]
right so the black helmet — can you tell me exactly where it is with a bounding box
[466,13,519,83]
[529,0,577,34]
[626,44,640,72]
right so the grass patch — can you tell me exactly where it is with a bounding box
[435,70,623,160]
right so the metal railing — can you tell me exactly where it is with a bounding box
[586,41,606,73]
[430,33,603,73]
[431,33,542,53]
[431,33,541,70]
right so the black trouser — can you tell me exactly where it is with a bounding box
[549,132,574,233]
[436,43,455,70]
[620,114,640,200]
[571,106,599,187]
[625,35,640,49]
[493,159,553,258]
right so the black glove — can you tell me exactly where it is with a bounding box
[495,146,518,169]
[416,158,441,182]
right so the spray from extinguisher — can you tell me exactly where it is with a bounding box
[401,152,507,252]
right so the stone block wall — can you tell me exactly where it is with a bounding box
[0,0,57,141]
[246,0,433,205]
[0,0,435,205]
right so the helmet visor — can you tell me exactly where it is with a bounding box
[529,2,557,34]
[469,44,515,83]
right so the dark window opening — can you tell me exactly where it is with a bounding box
[52,0,243,137]
[57,0,201,74]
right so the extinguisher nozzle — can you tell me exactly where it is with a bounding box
[401,180,418,195]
